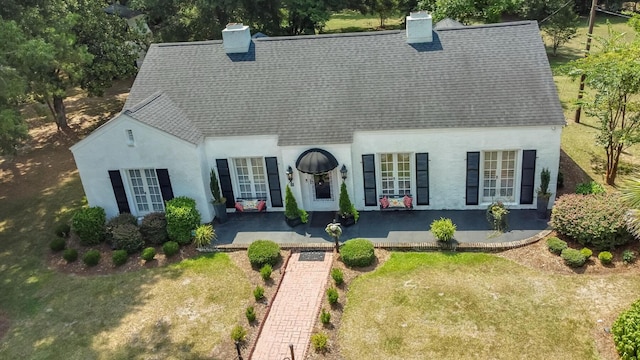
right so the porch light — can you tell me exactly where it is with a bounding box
[286,166,294,186]
[340,165,348,181]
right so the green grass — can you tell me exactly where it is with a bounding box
[323,10,404,33]
[340,252,640,359]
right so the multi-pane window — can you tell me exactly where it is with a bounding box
[380,153,411,195]
[482,151,516,202]
[128,169,164,214]
[234,158,268,199]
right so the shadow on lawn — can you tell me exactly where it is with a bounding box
[558,149,594,196]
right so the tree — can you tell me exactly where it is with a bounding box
[431,0,516,24]
[365,0,399,27]
[542,2,579,56]
[565,21,640,185]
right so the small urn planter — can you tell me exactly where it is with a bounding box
[338,214,356,227]
[213,202,228,223]
[536,196,549,220]
[285,216,303,227]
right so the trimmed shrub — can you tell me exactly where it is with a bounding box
[551,194,630,250]
[546,237,567,255]
[331,268,344,286]
[576,181,605,195]
[623,250,636,264]
[193,224,215,248]
[165,197,201,245]
[141,247,156,261]
[561,248,587,268]
[111,223,144,254]
[580,248,593,259]
[311,332,329,353]
[112,250,128,266]
[54,223,71,238]
[327,287,339,305]
[63,248,78,263]
[320,308,331,325]
[430,218,456,242]
[260,264,272,281]
[613,299,640,360]
[49,237,66,252]
[599,251,613,265]
[340,238,375,267]
[230,325,247,342]
[254,285,265,301]
[140,212,169,245]
[107,213,137,227]
[163,241,180,257]
[247,240,281,268]
[83,249,101,267]
[71,206,106,245]
[246,306,256,322]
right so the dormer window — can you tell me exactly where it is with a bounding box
[126,129,135,146]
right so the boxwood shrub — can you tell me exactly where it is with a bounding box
[340,238,375,267]
[54,223,71,238]
[613,299,640,360]
[140,212,169,245]
[163,241,180,257]
[63,248,78,263]
[71,206,106,245]
[83,249,101,267]
[247,240,281,268]
[580,247,593,259]
[107,213,137,227]
[551,194,630,250]
[599,251,613,264]
[165,197,201,245]
[112,249,128,266]
[141,247,156,261]
[560,248,586,268]
[111,223,144,254]
[546,237,567,255]
[49,237,66,252]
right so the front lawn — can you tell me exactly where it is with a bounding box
[339,252,640,359]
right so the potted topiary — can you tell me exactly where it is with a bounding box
[284,185,308,227]
[337,182,359,227]
[536,168,551,219]
[210,170,227,223]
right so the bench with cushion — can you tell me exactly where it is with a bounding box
[379,194,413,210]
[234,198,267,212]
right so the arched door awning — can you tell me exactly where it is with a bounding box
[295,148,339,174]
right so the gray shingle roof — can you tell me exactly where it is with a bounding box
[124,21,565,146]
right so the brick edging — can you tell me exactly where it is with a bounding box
[246,250,294,360]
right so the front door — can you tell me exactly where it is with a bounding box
[305,171,338,211]
[314,173,332,199]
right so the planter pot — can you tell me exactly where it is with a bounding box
[338,214,355,227]
[213,202,228,223]
[285,216,303,227]
[536,197,550,219]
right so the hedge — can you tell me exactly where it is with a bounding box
[71,207,106,245]
[247,240,280,268]
[340,238,375,267]
[165,197,201,245]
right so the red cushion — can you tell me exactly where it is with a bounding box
[403,195,413,208]
[380,196,390,209]
[257,200,266,212]
[234,202,244,212]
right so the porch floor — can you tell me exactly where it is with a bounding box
[213,210,550,246]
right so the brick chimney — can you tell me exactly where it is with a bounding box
[222,23,251,54]
[406,11,433,44]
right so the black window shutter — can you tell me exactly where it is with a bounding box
[265,157,283,207]
[415,153,429,205]
[156,169,174,202]
[362,154,377,206]
[466,152,480,205]
[520,150,537,204]
[108,170,131,214]
[216,159,235,208]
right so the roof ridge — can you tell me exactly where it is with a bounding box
[125,91,165,113]
[437,20,536,32]
[255,30,401,42]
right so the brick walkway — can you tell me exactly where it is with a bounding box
[251,252,333,360]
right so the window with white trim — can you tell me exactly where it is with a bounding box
[380,153,411,195]
[127,169,164,213]
[482,151,516,202]
[234,158,268,199]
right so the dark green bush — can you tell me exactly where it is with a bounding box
[260,264,272,281]
[247,240,281,268]
[230,325,247,342]
[246,306,256,323]
[327,287,338,305]
[141,247,156,261]
[111,223,144,254]
[340,238,375,267]
[112,250,128,266]
[49,237,66,252]
[599,251,613,264]
[254,285,264,301]
[613,299,640,360]
[71,206,106,245]
[63,248,78,263]
[320,308,331,325]
[551,194,630,250]
[163,241,180,257]
[575,181,605,195]
[107,213,137,227]
[54,223,71,238]
[623,250,636,264]
[83,249,101,267]
[165,197,201,245]
[580,248,593,259]
[311,332,329,353]
[561,248,586,268]
[140,212,169,245]
[546,237,567,255]
[331,268,344,286]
